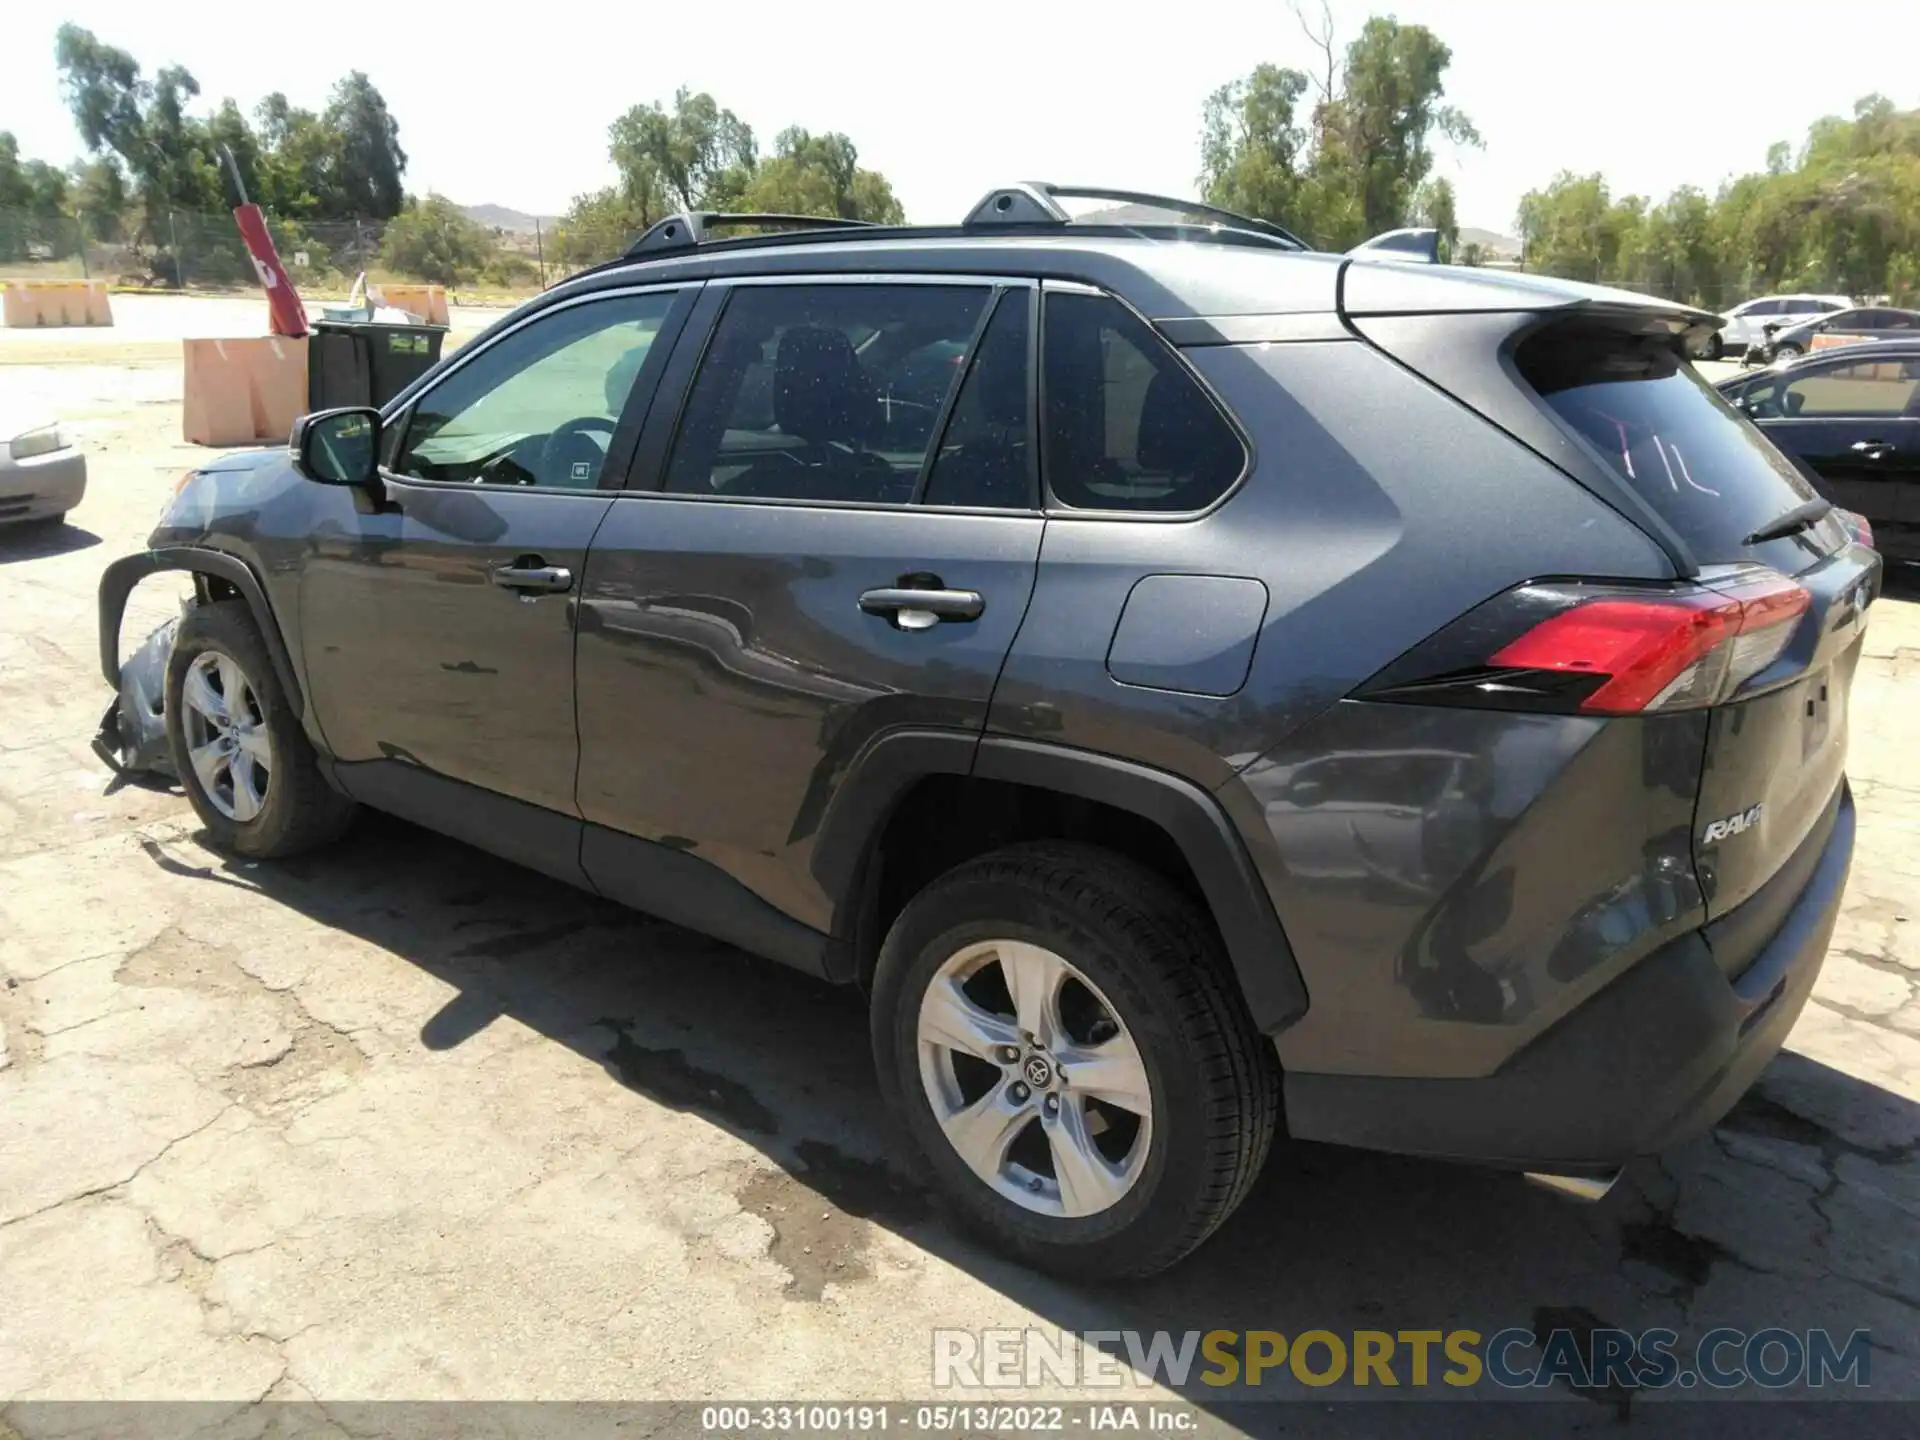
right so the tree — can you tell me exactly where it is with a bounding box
[1414,176,1458,262]
[1196,12,1477,248]
[378,194,494,284]
[1515,93,1920,306]
[323,72,406,218]
[70,156,128,241]
[608,88,756,213]
[739,128,903,222]
[1199,65,1311,227]
[1315,18,1481,244]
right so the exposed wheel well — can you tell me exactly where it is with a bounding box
[850,774,1210,990]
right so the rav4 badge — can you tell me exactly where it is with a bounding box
[1702,804,1764,845]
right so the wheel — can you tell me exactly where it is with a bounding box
[1773,342,1804,362]
[1699,333,1723,362]
[871,841,1280,1279]
[165,598,355,858]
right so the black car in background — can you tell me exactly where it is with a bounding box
[1719,340,1920,560]
[1747,305,1920,364]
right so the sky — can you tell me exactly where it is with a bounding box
[7,0,1919,236]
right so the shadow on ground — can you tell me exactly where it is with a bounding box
[0,519,101,563]
[138,810,1917,1427]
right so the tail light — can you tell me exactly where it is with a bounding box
[1836,507,1874,550]
[1359,567,1810,715]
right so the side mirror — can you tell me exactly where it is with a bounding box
[292,407,381,487]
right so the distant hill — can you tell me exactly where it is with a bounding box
[460,203,558,234]
[1459,226,1522,259]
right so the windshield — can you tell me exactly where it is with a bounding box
[1515,325,1836,565]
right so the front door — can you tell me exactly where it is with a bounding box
[1755,353,1920,538]
[574,278,1043,951]
[299,286,689,874]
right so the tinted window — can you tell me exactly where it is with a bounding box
[1746,299,1781,317]
[395,292,674,488]
[1745,357,1920,418]
[1809,300,1846,313]
[1042,292,1245,511]
[1517,325,1821,559]
[922,291,1032,508]
[664,284,990,504]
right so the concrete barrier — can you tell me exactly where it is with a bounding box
[368,283,450,326]
[0,279,114,328]
[182,336,309,447]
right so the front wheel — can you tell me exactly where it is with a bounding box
[165,598,355,858]
[871,842,1279,1279]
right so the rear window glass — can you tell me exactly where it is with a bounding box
[1515,326,1822,559]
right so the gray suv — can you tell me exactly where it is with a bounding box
[98,185,1878,1279]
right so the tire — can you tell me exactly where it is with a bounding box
[1699,333,1723,362]
[871,841,1280,1280]
[1773,342,1804,362]
[165,598,355,858]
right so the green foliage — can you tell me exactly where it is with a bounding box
[1516,95,1920,308]
[739,127,904,223]
[50,23,407,241]
[378,194,495,285]
[1199,16,1479,248]
[559,94,904,274]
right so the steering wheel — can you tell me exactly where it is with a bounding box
[538,415,619,486]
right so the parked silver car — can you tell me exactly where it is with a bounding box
[0,411,87,527]
[1706,293,1853,360]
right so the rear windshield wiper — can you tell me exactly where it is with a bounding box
[1745,496,1833,545]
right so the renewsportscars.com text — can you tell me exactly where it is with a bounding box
[932,1327,1872,1391]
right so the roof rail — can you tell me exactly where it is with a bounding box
[962,183,1307,249]
[626,211,878,258]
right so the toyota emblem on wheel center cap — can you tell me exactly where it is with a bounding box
[1023,1055,1054,1089]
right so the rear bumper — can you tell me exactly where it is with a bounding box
[1283,783,1854,1169]
[0,448,87,523]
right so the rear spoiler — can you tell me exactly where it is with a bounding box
[1346,227,1440,264]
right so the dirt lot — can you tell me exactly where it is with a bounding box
[2,302,1918,1427]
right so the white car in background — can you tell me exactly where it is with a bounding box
[0,412,87,528]
[1705,293,1854,360]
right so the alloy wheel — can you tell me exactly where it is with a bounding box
[916,939,1153,1218]
[180,650,272,822]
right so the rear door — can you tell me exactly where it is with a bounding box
[574,276,1043,946]
[1513,323,1881,919]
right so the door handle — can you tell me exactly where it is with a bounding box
[491,561,574,594]
[1851,440,1894,461]
[858,586,985,630]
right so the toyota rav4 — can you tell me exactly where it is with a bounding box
[98,185,1877,1279]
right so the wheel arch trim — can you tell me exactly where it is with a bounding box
[98,547,304,718]
[816,729,1309,1033]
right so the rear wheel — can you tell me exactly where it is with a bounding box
[1773,342,1804,362]
[165,599,355,858]
[871,842,1279,1279]
[1699,333,1724,362]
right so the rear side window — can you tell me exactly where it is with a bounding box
[1041,292,1245,512]
[664,283,990,504]
[1516,325,1820,558]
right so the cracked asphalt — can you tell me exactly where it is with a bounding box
[2,310,1918,1427]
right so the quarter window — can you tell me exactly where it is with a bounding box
[1041,291,1245,512]
[663,284,992,504]
[394,292,675,488]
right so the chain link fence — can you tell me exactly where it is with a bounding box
[0,207,648,298]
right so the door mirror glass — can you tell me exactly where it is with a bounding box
[294,407,381,486]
